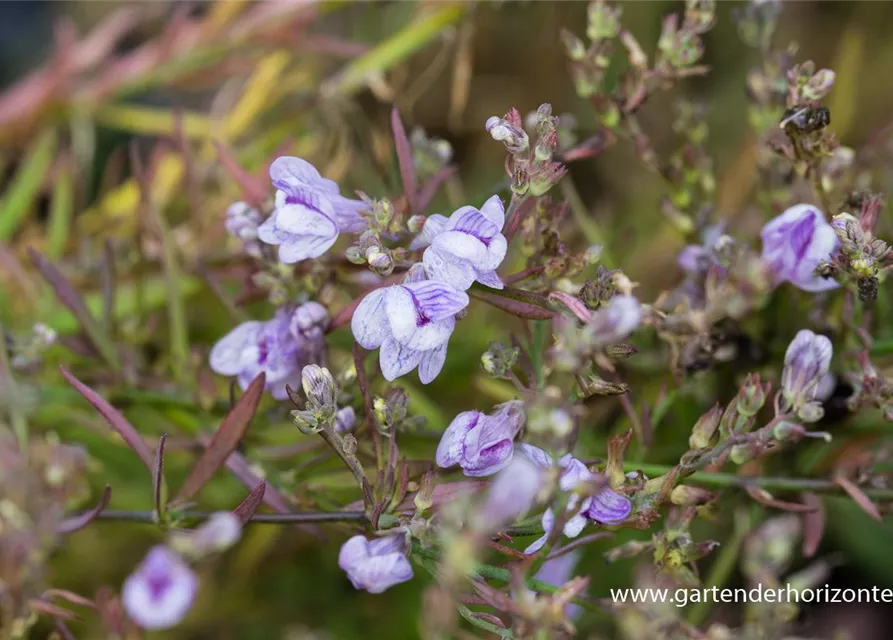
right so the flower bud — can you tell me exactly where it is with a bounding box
[587,0,622,41]
[225,202,262,241]
[345,245,365,264]
[737,373,767,417]
[407,214,426,234]
[365,246,394,275]
[373,396,391,428]
[729,443,755,465]
[301,365,336,409]
[586,487,632,524]
[781,330,833,414]
[578,376,629,397]
[688,404,722,449]
[485,116,529,155]
[604,540,653,564]
[291,409,321,435]
[804,68,835,101]
[670,485,716,506]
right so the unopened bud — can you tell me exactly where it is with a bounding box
[407,214,426,234]
[342,434,358,456]
[365,246,394,275]
[670,485,716,506]
[373,396,391,428]
[689,404,722,450]
[291,410,321,435]
[729,443,755,465]
[485,116,529,155]
[604,540,652,564]
[301,365,336,409]
[605,343,637,360]
[737,373,767,417]
[579,375,629,397]
[345,245,366,264]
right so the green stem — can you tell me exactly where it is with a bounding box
[82,509,367,524]
[0,319,28,453]
[625,462,893,500]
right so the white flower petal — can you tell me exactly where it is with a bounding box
[409,214,449,250]
[418,344,448,384]
[479,195,506,229]
[277,233,338,263]
[351,289,390,349]
[209,322,263,376]
[435,410,481,468]
[379,337,423,381]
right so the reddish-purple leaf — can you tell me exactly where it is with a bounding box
[835,476,883,522]
[30,249,99,344]
[470,289,556,320]
[60,366,153,469]
[801,492,825,557]
[152,434,167,519]
[391,105,417,214]
[745,486,818,513]
[214,140,267,207]
[547,290,593,322]
[233,482,266,524]
[417,166,456,212]
[175,372,266,502]
[57,485,112,534]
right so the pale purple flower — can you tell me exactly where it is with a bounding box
[209,302,328,399]
[473,454,542,533]
[257,156,367,263]
[435,401,524,477]
[533,551,584,620]
[338,535,413,594]
[585,294,642,346]
[485,116,529,154]
[760,204,840,292]
[781,329,833,419]
[122,546,198,630]
[412,196,508,291]
[170,513,242,560]
[351,271,468,383]
[520,445,596,555]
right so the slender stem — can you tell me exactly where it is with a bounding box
[625,462,893,500]
[0,319,28,454]
[84,509,367,524]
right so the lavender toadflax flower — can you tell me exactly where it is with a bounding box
[122,546,198,630]
[472,454,542,533]
[351,269,469,383]
[533,550,584,620]
[338,535,413,594]
[257,156,367,263]
[209,302,328,399]
[520,445,631,555]
[411,196,508,290]
[760,204,840,292]
[781,329,833,421]
[435,401,525,476]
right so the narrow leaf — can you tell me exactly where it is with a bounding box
[391,106,416,214]
[470,289,556,320]
[101,240,116,336]
[46,159,74,259]
[232,482,266,524]
[745,486,818,513]
[175,372,266,502]
[31,250,120,369]
[60,365,152,469]
[57,485,112,534]
[801,492,825,558]
[152,434,167,521]
[0,129,57,240]
[213,140,267,207]
[835,475,883,522]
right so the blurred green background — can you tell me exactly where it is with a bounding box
[3,1,893,638]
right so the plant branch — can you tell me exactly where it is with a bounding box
[79,509,368,524]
